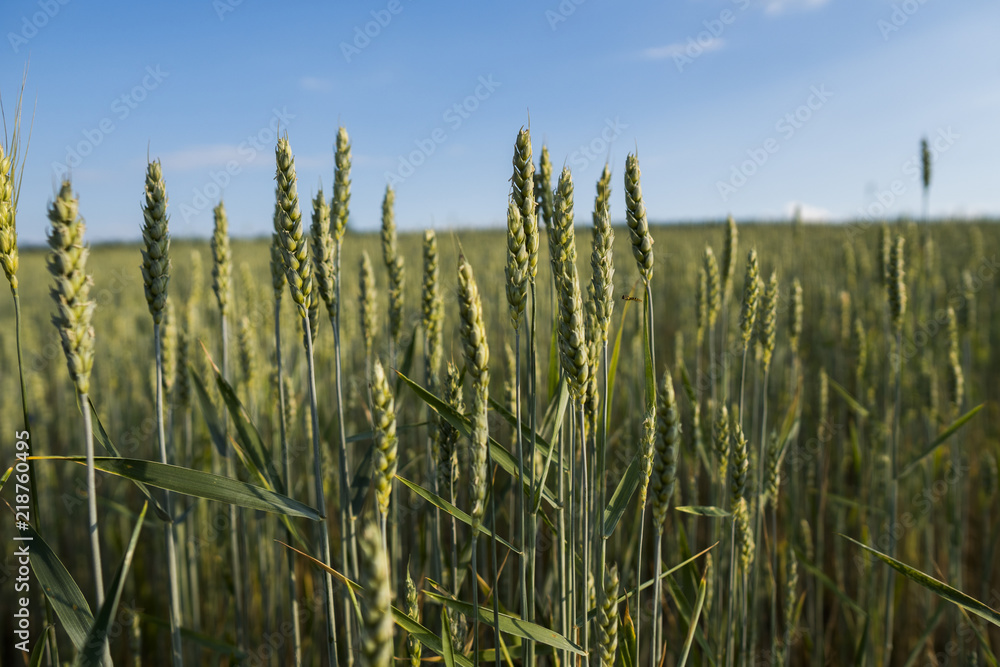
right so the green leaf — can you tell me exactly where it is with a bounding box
[642,290,656,412]
[828,376,870,418]
[852,614,870,667]
[34,457,320,520]
[16,516,93,651]
[901,604,944,667]
[278,539,474,667]
[603,454,640,537]
[395,370,557,507]
[841,534,1000,627]
[897,404,983,480]
[393,327,419,397]
[677,569,708,667]
[957,604,1000,665]
[396,475,519,553]
[538,377,571,450]
[350,439,375,517]
[547,322,560,403]
[424,590,584,655]
[74,501,147,667]
[87,398,170,521]
[190,368,229,459]
[138,613,245,658]
[576,543,718,627]
[488,397,564,475]
[394,608,475,667]
[617,542,718,606]
[793,547,866,617]
[210,369,285,495]
[675,505,730,518]
[441,608,457,667]
[1,465,12,491]
[531,379,571,513]
[28,629,50,667]
[197,368,313,549]
[620,602,637,667]
[607,283,637,414]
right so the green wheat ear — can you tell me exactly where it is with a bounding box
[888,234,906,333]
[651,368,681,530]
[789,278,803,355]
[0,144,18,288]
[276,136,320,341]
[553,167,589,400]
[458,253,489,530]
[624,153,653,284]
[505,198,528,330]
[141,159,170,324]
[380,185,405,349]
[332,126,352,242]
[311,187,335,313]
[739,249,760,348]
[761,271,778,371]
[512,127,537,279]
[598,563,620,667]
[405,567,421,667]
[371,357,399,518]
[721,216,738,302]
[211,201,231,316]
[47,181,95,396]
[422,230,443,382]
[358,522,393,667]
[591,189,615,344]
[360,250,377,362]
[534,144,555,230]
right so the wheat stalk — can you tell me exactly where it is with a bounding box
[371,358,399,527]
[883,232,905,664]
[458,253,491,663]
[140,159,183,666]
[380,185,405,360]
[47,181,108,662]
[650,368,680,663]
[359,522,393,667]
[422,229,444,585]
[405,567,421,667]
[276,135,339,666]
[514,129,540,664]
[599,563,620,667]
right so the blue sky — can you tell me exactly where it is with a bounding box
[2,0,998,244]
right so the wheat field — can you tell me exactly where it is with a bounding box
[1,127,999,667]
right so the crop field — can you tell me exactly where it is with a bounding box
[1,126,999,667]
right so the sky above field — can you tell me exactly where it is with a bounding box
[2,0,998,244]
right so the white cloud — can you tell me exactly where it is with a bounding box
[159,145,244,171]
[300,76,332,92]
[642,37,725,60]
[785,200,833,222]
[763,0,830,16]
